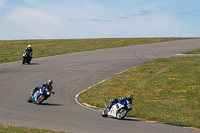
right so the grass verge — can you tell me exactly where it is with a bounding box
[78,56,200,128]
[183,49,200,54]
[0,124,65,133]
[0,37,197,64]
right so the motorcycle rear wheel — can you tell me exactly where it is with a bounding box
[101,109,108,117]
[27,96,32,103]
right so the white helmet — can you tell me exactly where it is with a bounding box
[28,45,31,48]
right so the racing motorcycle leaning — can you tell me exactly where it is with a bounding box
[22,51,32,64]
[27,87,54,105]
[101,99,132,119]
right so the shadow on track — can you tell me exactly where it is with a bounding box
[41,103,65,106]
[22,63,40,65]
[29,63,40,65]
[123,118,142,121]
[105,116,142,121]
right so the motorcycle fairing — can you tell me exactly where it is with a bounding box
[107,103,125,117]
[30,90,40,102]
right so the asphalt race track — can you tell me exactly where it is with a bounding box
[0,39,200,133]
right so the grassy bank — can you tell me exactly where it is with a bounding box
[78,56,200,128]
[0,124,65,133]
[184,49,200,54]
[0,37,196,64]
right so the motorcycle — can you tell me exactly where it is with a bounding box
[27,87,54,105]
[22,51,32,64]
[101,100,132,119]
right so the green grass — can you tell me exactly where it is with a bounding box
[78,56,200,128]
[1,38,200,131]
[183,49,200,54]
[0,37,196,63]
[0,124,65,133]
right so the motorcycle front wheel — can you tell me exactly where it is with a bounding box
[22,58,26,64]
[116,108,127,119]
[27,58,31,64]
[36,95,45,105]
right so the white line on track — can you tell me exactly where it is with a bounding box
[176,54,200,56]
[74,68,132,112]
[75,53,200,110]
[74,53,200,131]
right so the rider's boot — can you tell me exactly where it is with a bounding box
[28,96,31,101]
[28,89,34,101]
[28,87,39,101]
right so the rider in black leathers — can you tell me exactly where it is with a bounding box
[24,45,33,59]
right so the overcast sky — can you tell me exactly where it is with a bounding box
[0,0,200,40]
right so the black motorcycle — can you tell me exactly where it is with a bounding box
[22,51,32,64]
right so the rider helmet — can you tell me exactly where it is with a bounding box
[28,45,31,48]
[127,94,133,101]
[47,79,53,86]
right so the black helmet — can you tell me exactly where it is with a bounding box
[127,95,133,101]
[47,79,53,86]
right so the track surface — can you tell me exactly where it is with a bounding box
[0,39,200,133]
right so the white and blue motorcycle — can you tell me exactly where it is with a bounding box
[101,100,132,119]
[27,87,54,105]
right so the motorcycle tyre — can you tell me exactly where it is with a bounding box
[36,95,45,105]
[101,109,108,117]
[27,97,32,103]
[116,108,127,119]
[22,58,26,64]
[28,59,30,64]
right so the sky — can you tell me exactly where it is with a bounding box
[0,0,200,40]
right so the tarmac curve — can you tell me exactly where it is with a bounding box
[0,39,200,133]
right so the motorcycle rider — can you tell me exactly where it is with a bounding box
[29,80,54,99]
[108,94,133,110]
[24,45,33,59]
[25,45,33,53]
